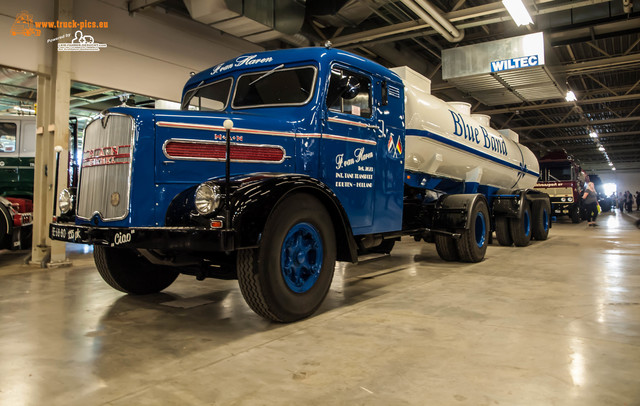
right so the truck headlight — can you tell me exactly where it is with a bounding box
[560,197,566,202]
[567,197,573,202]
[58,189,73,214]
[195,184,221,215]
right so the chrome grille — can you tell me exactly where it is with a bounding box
[77,114,134,221]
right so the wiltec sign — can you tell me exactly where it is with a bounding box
[490,55,539,73]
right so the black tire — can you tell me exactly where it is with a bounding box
[93,246,179,294]
[570,205,581,223]
[456,199,489,263]
[0,204,13,249]
[510,202,532,247]
[532,199,550,241]
[435,234,459,261]
[495,216,513,246]
[368,239,396,254]
[237,193,336,322]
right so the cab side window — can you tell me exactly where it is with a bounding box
[326,68,372,118]
[0,123,17,153]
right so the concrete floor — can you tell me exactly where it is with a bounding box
[1,210,639,406]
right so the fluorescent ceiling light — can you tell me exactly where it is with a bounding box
[609,162,613,166]
[565,90,577,102]
[598,146,605,151]
[612,167,616,171]
[589,131,598,138]
[502,0,533,26]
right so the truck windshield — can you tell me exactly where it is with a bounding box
[232,66,316,109]
[181,77,232,111]
[544,164,572,181]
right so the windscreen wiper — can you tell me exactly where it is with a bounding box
[249,64,285,86]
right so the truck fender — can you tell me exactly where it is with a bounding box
[230,175,358,263]
[433,194,488,231]
[0,199,13,248]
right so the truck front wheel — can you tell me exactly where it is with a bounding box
[456,199,490,262]
[237,193,336,322]
[94,246,179,294]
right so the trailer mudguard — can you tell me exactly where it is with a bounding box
[432,193,487,231]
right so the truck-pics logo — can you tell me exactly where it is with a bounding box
[10,11,41,36]
[9,10,108,37]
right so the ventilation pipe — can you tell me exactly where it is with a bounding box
[398,0,464,42]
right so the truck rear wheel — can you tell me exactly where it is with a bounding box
[570,205,581,223]
[456,199,489,263]
[435,234,459,261]
[237,193,336,322]
[94,246,179,294]
[495,216,513,246]
[532,200,550,241]
[510,203,532,247]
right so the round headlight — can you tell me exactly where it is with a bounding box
[59,189,73,214]
[567,197,573,202]
[195,184,221,215]
[560,197,566,202]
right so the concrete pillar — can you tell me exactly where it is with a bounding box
[30,0,73,267]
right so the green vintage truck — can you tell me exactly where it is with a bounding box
[0,116,35,250]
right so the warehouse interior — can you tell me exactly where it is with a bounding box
[1,0,639,404]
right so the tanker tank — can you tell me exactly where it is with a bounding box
[391,67,539,191]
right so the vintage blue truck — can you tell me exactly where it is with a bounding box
[50,46,550,322]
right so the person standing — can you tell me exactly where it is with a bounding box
[636,191,640,211]
[582,182,599,226]
[626,190,634,213]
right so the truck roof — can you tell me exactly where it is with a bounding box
[184,47,402,94]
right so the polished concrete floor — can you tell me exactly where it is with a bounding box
[1,210,639,406]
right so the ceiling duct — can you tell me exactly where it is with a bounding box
[183,0,305,44]
[442,32,565,106]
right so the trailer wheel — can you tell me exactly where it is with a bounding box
[237,193,336,322]
[495,216,513,246]
[510,203,532,247]
[435,234,459,261]
[532,200,550,241]
[94,246,179,294]
[456,199,489,262]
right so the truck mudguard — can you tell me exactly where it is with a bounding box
[432,193,488,231]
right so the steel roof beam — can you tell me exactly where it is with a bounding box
[476,93,640,115]
[509,116,640,131]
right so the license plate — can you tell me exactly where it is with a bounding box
[50,225,83,242]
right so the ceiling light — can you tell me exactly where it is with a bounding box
[565,90,577,102]
[612,167,616,171]
[502,0,533,26]
[609,162,613,166]
[589,131,598,138]
[598,146,605,151]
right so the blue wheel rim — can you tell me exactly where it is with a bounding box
[542,209,549,232]
[280,222,323,293]
[524,210,530,236]
[475,211,486,248]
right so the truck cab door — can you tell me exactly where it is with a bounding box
[321,66,377,233]
[0,120,19,192]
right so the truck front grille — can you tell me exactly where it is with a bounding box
[77,114,134,221]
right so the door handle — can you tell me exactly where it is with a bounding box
[365,124,378,129]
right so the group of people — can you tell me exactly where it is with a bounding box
[614,191,640,213]
[582,186,640,228]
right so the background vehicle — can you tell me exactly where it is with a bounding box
[534,151,587,223]
[0,116,35,250]
[50,47,550,322]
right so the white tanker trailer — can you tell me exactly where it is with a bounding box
[391,66,550,260]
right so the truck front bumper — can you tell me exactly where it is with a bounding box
[49,222,236,251]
